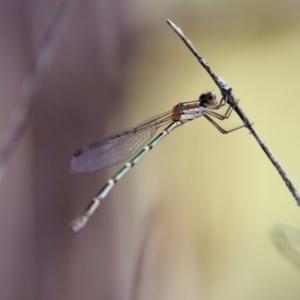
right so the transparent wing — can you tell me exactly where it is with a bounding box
[271,224,300,270]
[69,110,172,173]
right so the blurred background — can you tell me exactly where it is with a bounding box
[1,0,300,299]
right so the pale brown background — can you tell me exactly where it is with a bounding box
[1,0,300,299]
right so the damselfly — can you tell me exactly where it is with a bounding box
[68,90,244,233]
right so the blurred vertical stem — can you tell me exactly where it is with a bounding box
[0,0,71,180]
[167,19,300,206]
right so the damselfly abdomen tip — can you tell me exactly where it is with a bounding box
[67,215,88,233]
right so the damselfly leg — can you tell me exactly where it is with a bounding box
[204,92,244,134]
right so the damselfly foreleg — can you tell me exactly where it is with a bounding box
[203,114,245,134]
[204,94,244,133]
[207,93,239,120]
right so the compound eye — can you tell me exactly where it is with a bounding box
[206,92,217,105]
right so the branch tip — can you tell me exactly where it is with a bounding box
[166,20,300,207]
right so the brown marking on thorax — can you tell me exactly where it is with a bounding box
[184,103,199,110]
[172,104,181,121]
[172,102,200,121]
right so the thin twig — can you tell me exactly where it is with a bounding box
[0,0,72,180]
[166,19,300,206]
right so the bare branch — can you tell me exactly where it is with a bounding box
[167,19,300,206]
[0,0,72,180]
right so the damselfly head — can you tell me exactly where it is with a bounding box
[199,92,217,106]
